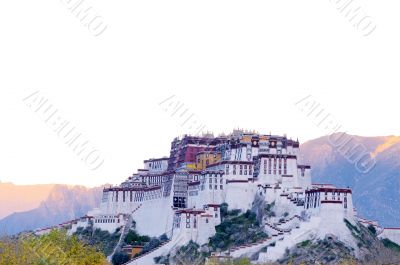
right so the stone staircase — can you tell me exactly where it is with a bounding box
[265,221,291,235]
[228,235,284,258]
[275,215,301,230]
[258,216,319,263]
[286,193,305,207]
[107,204,143,261]
[227,214,305,259]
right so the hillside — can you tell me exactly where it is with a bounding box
[0,184,103,235]
[299,133,400,227]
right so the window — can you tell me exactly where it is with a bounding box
[220,185,223,190]
[244,165,247,175]
[233,165,236,175]
[239,165,243,175]
[225,165,229,175]
[283,159,287,175]
[264,160,267,174]
[214,185,217,189]
[268,158,272,174]
[209,184,212,189]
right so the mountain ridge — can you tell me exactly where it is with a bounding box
[0,184,105,235]
[299,133,400,227]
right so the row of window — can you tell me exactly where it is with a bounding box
[148,160,165,170]
[209,177,223,184]
[193,174,221,181]
[144,175,166,185]
[94,219,120,224]
[108,190,162,203]
[225,164,253,175]
[263,158,287,175]
[209,184,223,190]
[324,191,347,201]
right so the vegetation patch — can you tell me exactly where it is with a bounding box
[112,251,130,265]
[209,204,268,251]
[297,240,311,248]
[382,238,400,254]
[155,241,208,265]
[75,226,121,256]
[279,237,354,265]
[0,229,107,264]
[124,230,151,246]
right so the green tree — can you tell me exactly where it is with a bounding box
[112,251,130,265]
[0,229,108,265]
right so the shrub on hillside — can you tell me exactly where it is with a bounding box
[141,238,162,254]
[75,227,120,255]
[112,251,130,265]
[209,209,267,251]
[124,230,150,245]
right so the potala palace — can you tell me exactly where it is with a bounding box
[37,130,400,264]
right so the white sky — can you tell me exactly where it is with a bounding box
[0,0,399,186]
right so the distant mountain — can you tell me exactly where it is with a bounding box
[0,183,55,220]
[0,184,103,235]
[299,133,400,227]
